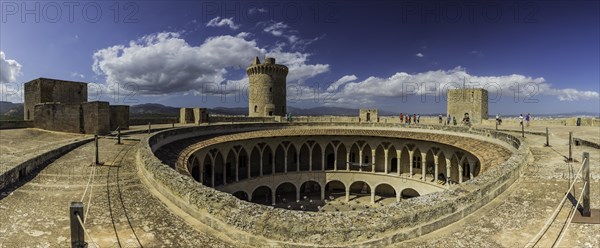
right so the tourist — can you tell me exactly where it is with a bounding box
[453,116,457,126]
[519,114,524,126]
[438,115,443,124]
[447,115,451,125]
[399,113,404,123]
[496,114,501,126]
[413,114,416,124]
[416,114,420,124]
[407,115,411,124]
[526,113,531,127]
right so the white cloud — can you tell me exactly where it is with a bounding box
[70,72,85,79]
[206,17,240,30]
[92,32,329,96]
[261,21,323,50]
[248,7,267,14]
[416,53,424,58]
[263,22,289,37]
[327,75,357,92]
[0,51,22,84]
[328,66,599,103]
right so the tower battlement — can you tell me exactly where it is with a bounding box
[246,57,288,76]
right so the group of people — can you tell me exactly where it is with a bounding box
[398,113,420,124]
[519,113,532,127]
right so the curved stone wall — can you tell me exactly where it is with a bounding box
[136,123,528,246]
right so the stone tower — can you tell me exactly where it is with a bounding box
[247,57,288,117]
[447,88,488,124]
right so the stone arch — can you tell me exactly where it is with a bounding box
[233,191,248,201]
[375,144,385,173]
[274,144,286,173]
[275,182,297,203]
[250,146,261,177]
[213,152,224,187]
[238,148,249,180]
[251,186,272,204]
[472,160,481,177]
[437,152,448,183]
[412,147,422,175]
[225,150,236,184]
[287,144,297,172]
[349,181,371,195]
[324,143,336,170]
[299,180,321,200]
[262,145,273,175]
[299,143,310,171]
[348,143,360,171]
[202,155,212,187]
[374,183,396,201]
[311,143,322,171]
[389,145,398,173]
[425,149,435,181]
[400,188,420,199]
[336,143,348,170]
[450,153,460,183]
[400,146,410,175]
[362,143,373,172]
[325,180,346,201]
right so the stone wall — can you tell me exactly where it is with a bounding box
[180,108,194,123]
[0,120,33,130]
[137,123,528,246]
[359,109,379,122]
[109,105,129,130]
[33,103,82,133]
[447,88,488,124]
[130,117,177,125]
[24,78,87,120]
[81,101,110,135]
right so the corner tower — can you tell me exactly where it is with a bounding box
[247,57,288,117]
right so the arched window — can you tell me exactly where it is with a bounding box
[254,105,258,112]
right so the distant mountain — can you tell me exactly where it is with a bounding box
[0,101,23,117]
[129,103,179,117]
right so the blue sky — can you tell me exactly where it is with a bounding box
[1,0,599,115]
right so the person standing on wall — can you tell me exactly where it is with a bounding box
[526,113,531,127]
[519,114,524,127]
[400,113,404,123]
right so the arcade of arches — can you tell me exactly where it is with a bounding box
[186,135,481,209]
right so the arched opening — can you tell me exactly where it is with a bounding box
[299,180,321,201]
[225,150,236,184]
[251,186,272,204]
[254,105,257,113]
[287,144,297,172]
[425,149,435,182]
[462,159,471,180]
[437,152,447,184]
[325,180,345,201]
[349,143,360,171]
[311,143,322,171]
[336,144,347,170]
[233,191,248,201]
[325,143,335,170]
[375,144,385,173]
[202,155,212,187]
[450,154,460,183]
[213,152,224,187]
[389,146,398,173]
[274,144,285,173]
[250,147,261,177]
[191,164,200,182]
[374,184,396,203]
[299,143,310,171]
[349,181,371,202]
[262,146,273,175]
[361,144,372,172]
[400,146,410,175]
[238,148,249,180]
[275,182,296,203]
[473,160,481,177]
[400,188,420,199]
[412,148,422,178]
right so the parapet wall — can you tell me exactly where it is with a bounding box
[137,123,528,246]
[33,103,81,133]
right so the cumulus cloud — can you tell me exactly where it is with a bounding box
[328,66,599,103]
[261,21,323,50]
[0,51,22,84]
[92,32,329,96]
[327,75,357,92]
[206,17,240,30]
[416,53,424,58]
[248,7,268,14]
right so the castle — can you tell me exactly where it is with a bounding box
[246,57,288,117]
[446,88,488,124]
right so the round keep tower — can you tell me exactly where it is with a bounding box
[246,57,288,117]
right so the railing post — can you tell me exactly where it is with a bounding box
[147,122,151,134]
[582,152,590,217]
[521,122,525,137]
[568,131,573,161]
[94,135,99,165]
[544,127,550,147]
[117,127,121,145]
[70,202,86,248]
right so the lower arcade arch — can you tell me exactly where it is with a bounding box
[400,188,420,199]
[251,186,272,204]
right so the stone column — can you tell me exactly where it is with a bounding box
[235,154,239,182]
[211,157,215,187]
[370,191,375,204]
[320,186,325,201]
[272,152,276,175]
[346,151,350,171]
[334,148,338,171]
[384,149,389,174]
[309,149,313,171]
[345,189,350,203]
[421,152,427,181]
[359,149,363,172]
[284,147,288,173]
[197,156,203,184]
[248,152,252,179]
[223,161,227,186]
[467,156,475,179]
[321,149,325,171]
[272,190,276,205]
[445,158,451,188]
[296,189,300,202]
[396,150,401,176]
[408,150,414,177]
[259,154,263,177]
[458,158,463,183]
[434,155,439,183]
[396,191,401,203]
[296,152,300,172]
[371,149,376,173]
